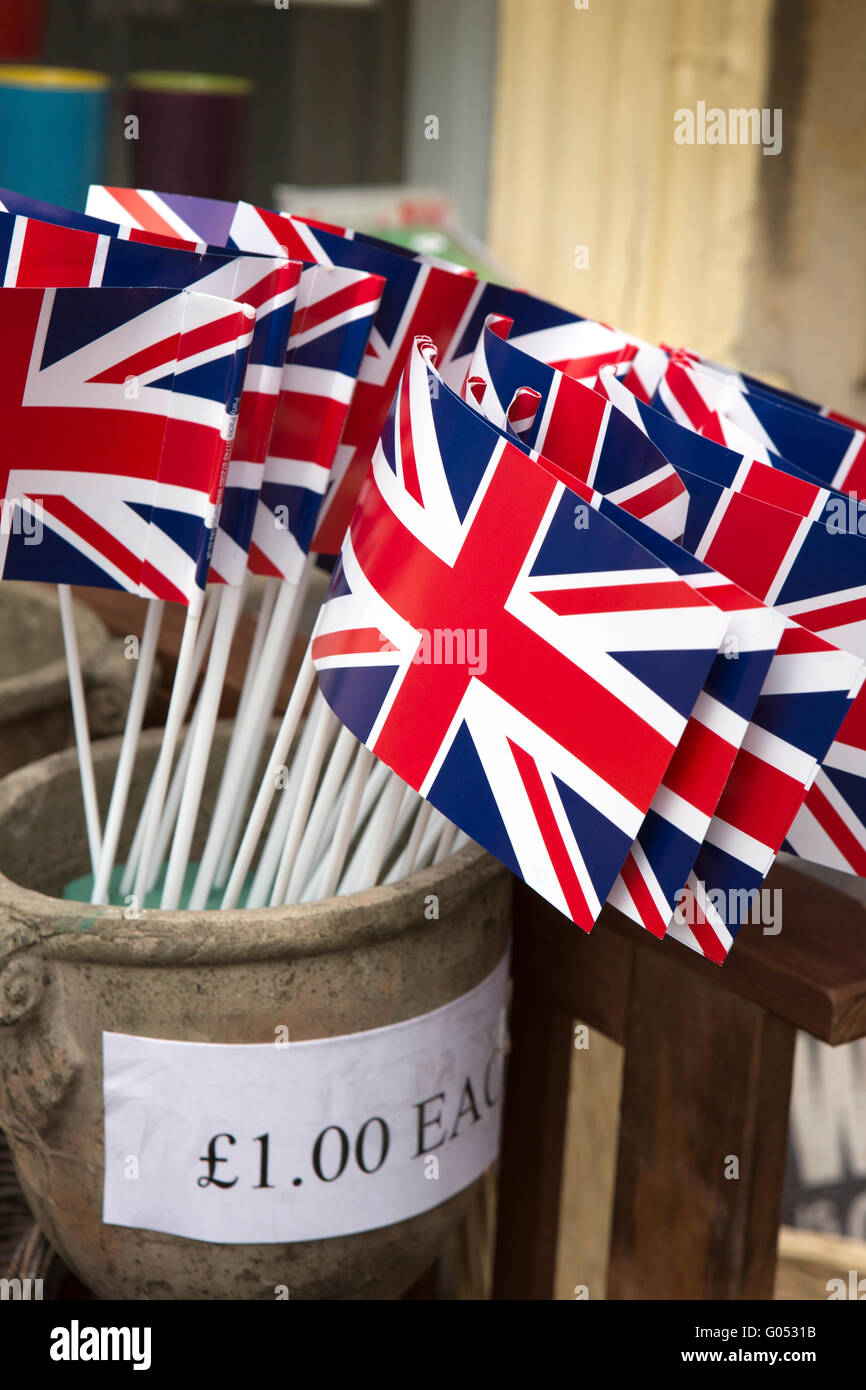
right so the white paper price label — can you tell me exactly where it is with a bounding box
[102,954,509,1244]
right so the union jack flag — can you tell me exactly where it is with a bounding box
[668,622,863,962]
[458,324,788,941]
[506,419,857,957]
[462,315,689,540]
[84,186,388,579]
[595,348,866,889]
[595,363,843,525]
[0,209,300,586]
[670,472,866,958]
[608,568,784,940]
[0,285,254,613]
[84,187,672,554]
[465,319,866,949]
[597,361,866,912]
[653,355,866,494]
[665,346,866,482]
[310,337,727,932]
[0,185,208,253]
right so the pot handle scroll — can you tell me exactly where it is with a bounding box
[0,942,81,1138]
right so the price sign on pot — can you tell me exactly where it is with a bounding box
[102,956,508,1243]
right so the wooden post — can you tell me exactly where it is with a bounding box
[608,947,795,1299]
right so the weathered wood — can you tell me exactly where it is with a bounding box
[598,857,866,1045]
[607,944,795,1299]
[492,957,573,1299]
[510,879,634,1042]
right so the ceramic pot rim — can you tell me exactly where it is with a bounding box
[0,727,507,966]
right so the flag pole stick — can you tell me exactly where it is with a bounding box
[212,556,315,889]
[295,742,371,897]
[385,799,434,883]
[233,576,279,727]
[193,563,310,905]
[147,685,205,887]
[284,722,358,903]
[414,808,450,871]
[90,598,163,905]
[161,583,246,909]
[131,605,201,909]
[432,819,458,865]
[57,584,101,877]
[268,692,337,906]
[336,775,406,897]
[216,642,316,911]
[243,693,323,908]
[119,589,219,898]
[303,741,376,902]
[262,730,393,905]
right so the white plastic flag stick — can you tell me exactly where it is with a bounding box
[385,800,433,884]
[285,723,358,903]
[361,780,422,887]
[432,819,458,865]
[379,783,421,881]
[268,693,339,906]
[57,584,102,875]
[233,576,279,728]
[216,643,316,911]
[243,752,300,908]
[298,740,376,892]
[414,808,451,872]
[147,691,206,890]
[296,749,391,902]
[197,562,311,902]
[352,757,391,831]
[302,742,376,902]
[161,583,246,909]
[90,599,163,905]
[388,784,425,856]
[337,775,406,896]
[213,556,315,889]
[297,750,391,889]
[119,590,219,897]
[242,689,324,909]
[131,607,201,908]
[307,755,353,856]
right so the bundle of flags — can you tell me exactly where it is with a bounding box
[4,180,866,968]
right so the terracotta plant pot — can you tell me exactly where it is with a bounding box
[0,584,138,778]
[0,727,511,1299]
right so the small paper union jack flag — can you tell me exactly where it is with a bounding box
[0,285,254,613]
[593,359,866,922]
[84,187,673,555]
[83,186,388,581]
[653,354,866,494]
[668,621,863,962]
[310,337,727,931]
[457,324,791,941]
[463,315,689,540]
[595,364,845,525]
[461,318,866,951]
[0,208,301,587]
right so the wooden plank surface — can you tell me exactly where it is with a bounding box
[514,864,866,1046]
[492,963,573,1299]
[607,947,795,1299]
